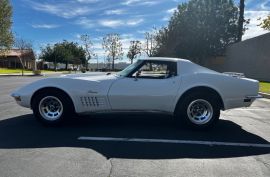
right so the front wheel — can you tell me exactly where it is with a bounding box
[175,92,220,129]
[32,90,74,125]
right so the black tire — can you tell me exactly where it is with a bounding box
[32,90,74,126]
[175,92,220,129]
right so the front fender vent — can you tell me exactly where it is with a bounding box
[80,96,104,107]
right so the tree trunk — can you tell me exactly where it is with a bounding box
[238,0,245,42]
[86,60,89,70]
[54,62,57,72]
[65,62,68,70]
[149,63,153,71]
[19,57,25,76]
[112,58,115,71]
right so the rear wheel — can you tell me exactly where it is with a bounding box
[175,92,220,129]
[32,90,74,125]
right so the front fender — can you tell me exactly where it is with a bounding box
[11,76,116,113]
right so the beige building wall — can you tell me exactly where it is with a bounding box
[0,49,36,70]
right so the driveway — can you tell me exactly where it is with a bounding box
[0,76,269,177]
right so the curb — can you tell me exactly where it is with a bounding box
[259,92,270,99]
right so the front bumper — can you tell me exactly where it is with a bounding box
[11,93,21,101]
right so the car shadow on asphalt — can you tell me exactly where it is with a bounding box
[0,114,269,159]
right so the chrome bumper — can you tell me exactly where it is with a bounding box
[11,93,21,101]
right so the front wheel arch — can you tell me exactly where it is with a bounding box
[31,87,75,113]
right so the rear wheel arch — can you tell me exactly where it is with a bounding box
[174,86,224,114]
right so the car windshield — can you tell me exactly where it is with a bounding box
[116,60,143,77]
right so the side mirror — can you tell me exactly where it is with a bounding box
[171,72,176,77]
[134,70,141,81]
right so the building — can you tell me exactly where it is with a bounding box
[206,32,270,82]
[0,49,35,69]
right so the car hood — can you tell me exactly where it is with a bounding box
[60,72,107,78]
[58,74,119,94]
[60,73,118,82]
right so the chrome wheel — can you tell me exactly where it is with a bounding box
[39,96,63,121]
[187,99,213,125]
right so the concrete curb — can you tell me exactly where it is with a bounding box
[259,92,270,99]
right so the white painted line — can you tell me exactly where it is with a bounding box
[78,137,270,148]
[233,108,270,111]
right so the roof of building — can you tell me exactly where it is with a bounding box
[0,49,34,57]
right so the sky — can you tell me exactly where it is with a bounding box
[11,0,270,61]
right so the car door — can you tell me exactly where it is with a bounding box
[108,60,180,113]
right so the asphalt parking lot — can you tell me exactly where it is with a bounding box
[0,75,270,177]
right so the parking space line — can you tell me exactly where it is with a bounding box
[232,108,270,111]
[78,137,270,148]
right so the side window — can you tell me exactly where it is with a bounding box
[132,61,177,79]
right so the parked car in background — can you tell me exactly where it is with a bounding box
[11,57,261,129]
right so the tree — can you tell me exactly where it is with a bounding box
[102,33,123,70]
[155,0,240,64]
[67,42,86,69]
[56,42,73,70]
[155,27,176,57]
[127,40,142,64]
[40,44,67,71]
[144,31,158,57]
[0,0,13,55]
[40,44,64,71]
[237,0,245,42]
[259,15,270,31]
[80,34,95,70]
[40,44,58,71]
[14,38,34,76]
[40,41,86,71]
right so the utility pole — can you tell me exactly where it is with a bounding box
[54,53,56,72]
[238,0,245,42]
[96,55,99,70]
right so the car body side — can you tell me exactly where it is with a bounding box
[11,58,259,115]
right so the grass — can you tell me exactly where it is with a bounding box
[259,82,270,94]
[0,68,57,74]
[0,68,32,74]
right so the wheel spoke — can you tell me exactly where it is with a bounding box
[187,99,213,125]
[39,96,63,121]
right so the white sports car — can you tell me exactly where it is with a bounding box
[11,57,261,129]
